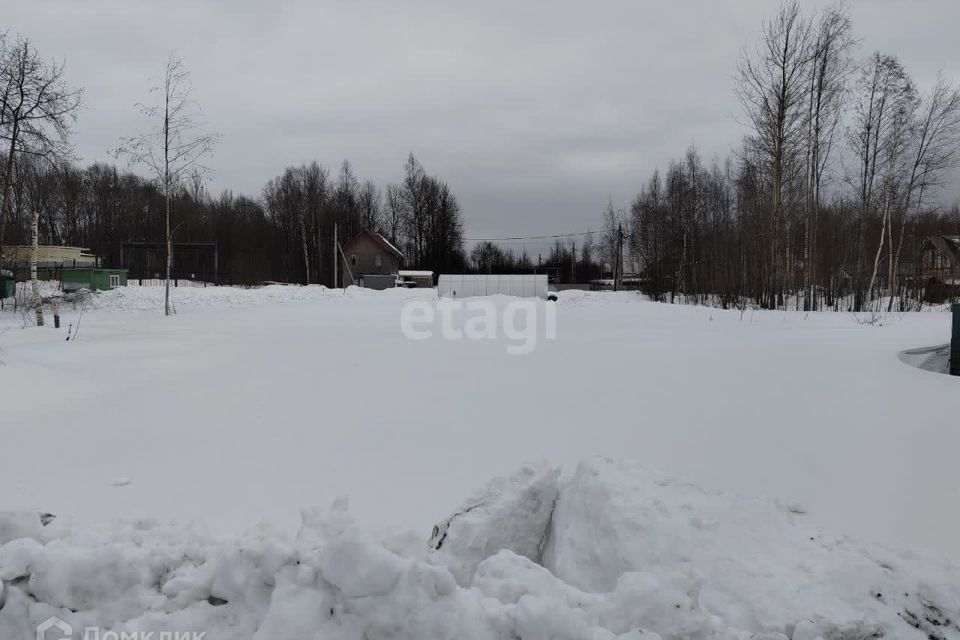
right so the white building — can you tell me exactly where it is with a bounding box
[437,274,548,299]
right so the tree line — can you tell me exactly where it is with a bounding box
[613,2,960,311]
[0,35,467,289]
[1,148,468,287]
[468,237,605,283]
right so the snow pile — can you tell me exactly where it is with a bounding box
[427,462,560,587]
[0,512,49,546]
[2,458,958,640]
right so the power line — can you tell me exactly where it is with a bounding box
[464,230,602,242]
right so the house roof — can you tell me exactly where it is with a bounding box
[344,230,404,260]
[925,235,960,266]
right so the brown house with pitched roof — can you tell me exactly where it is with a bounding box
[340,230,404,290]
[920,235,960,302]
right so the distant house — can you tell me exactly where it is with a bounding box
[920,235,960,302]
[341,231,404,290]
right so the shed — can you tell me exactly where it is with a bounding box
[398,270,434,288]
[438,274,548,299]
[61,268,128,292]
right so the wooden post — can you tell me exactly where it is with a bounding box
[333,222,338,288]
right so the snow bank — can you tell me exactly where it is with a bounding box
[89,283,343,313]
[0,282,435,321]
[2,459,958,640]
[544,458,960,639]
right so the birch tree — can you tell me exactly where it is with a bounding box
[848,53,916,308]
[116,53,219,316]
[29,210,42,326]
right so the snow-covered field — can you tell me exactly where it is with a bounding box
[1,285,958,638]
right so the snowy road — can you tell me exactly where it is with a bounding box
[1,286,957,561]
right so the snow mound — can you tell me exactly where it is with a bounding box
[427,461,560,586]
[1,459,958,640]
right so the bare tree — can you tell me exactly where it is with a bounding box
[736,1,812,307]
[300,162,327,285]
[384,183,404,246]
[358,180,382,232]
[116,53,219,316]
[0,34,83,263]
[802,5,853,309]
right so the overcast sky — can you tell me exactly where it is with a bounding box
[9,0,960,252]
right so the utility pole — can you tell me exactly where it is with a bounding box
[615,224,624,291]
[333,221,338,288]
[571,242,577,283]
